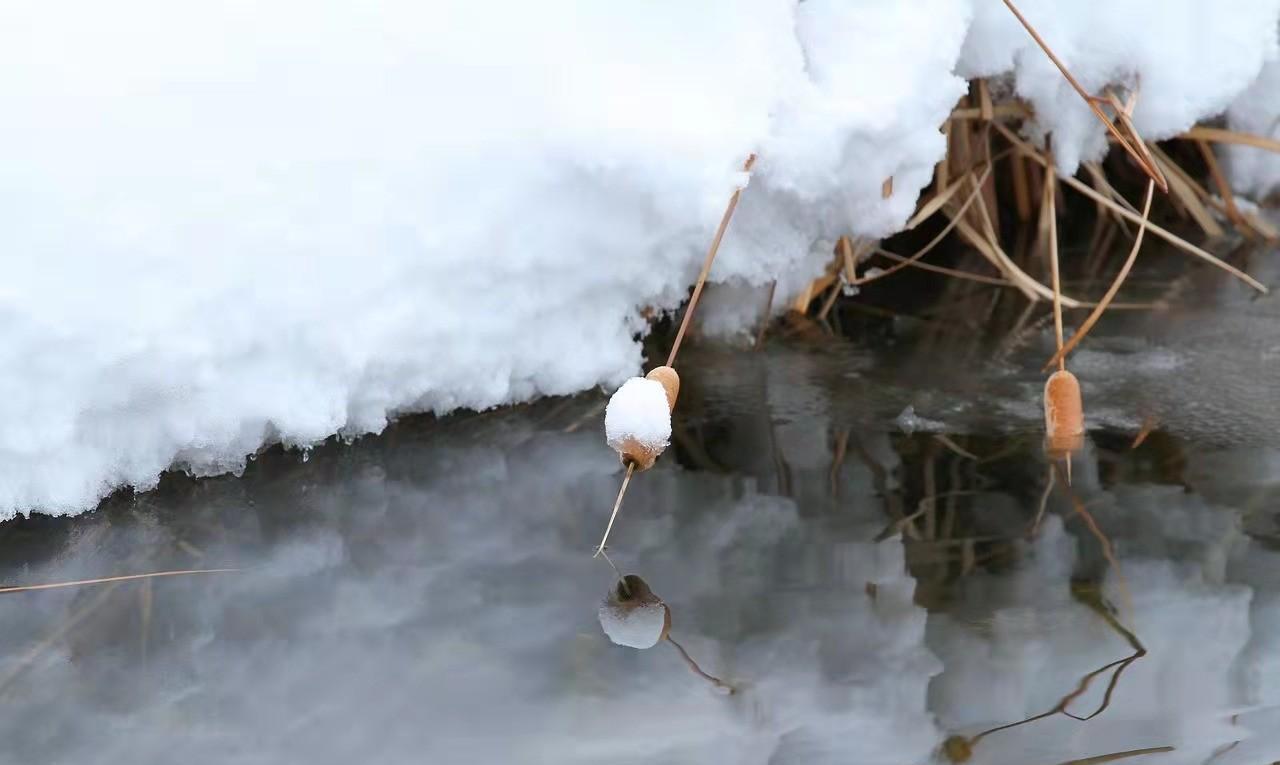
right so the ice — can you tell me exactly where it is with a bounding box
[605,378,672,454]
[1,0,1278,515]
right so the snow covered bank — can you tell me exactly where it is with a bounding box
[2,0,1278,516]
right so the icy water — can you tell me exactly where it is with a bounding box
[2,250,1280,764]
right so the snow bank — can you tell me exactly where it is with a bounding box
[959,0,1280,173]
[1,0,1278,516]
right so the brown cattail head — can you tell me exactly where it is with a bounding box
[614,367,677,470]
[644,366,680,411]
[1044,369,1084,456]
[941,735,974,763]
[618,438,660,472]
[598,574,671,649]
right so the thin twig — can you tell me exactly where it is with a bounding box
[0,568,239,594]
[855,166,993,287]
[667,636,734,694]
[993,121,1266,293]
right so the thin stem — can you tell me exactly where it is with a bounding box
[667,636,734,694]
[0,568,239,594]
[855,165,993,288]
[593,463,635,558]
[1044,179,1155,371]
[598,549,630,597]
[666,154,757,367]
[1044,154,1066,373]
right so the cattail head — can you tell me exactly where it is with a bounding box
[605,374,675,471]
[644,365,680,411]
[1044,369,1084,456]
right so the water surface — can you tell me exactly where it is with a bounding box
[2,248,1279,765]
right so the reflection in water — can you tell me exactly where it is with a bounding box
[1,260,1280,764]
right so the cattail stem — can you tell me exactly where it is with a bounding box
[593,463,635,558]
[667,636,734,694]
[1044,156,1066,373]
[666,154,757,367]
[1044,179,1155,371]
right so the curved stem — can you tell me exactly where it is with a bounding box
[1044,179,1154,371]
[666,155,757,367]
[667,636,734,694]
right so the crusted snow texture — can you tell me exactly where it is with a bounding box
[605,378,672,454]
[1,0,1279,516]
[598,600,668,650]
[958,0,1280,174]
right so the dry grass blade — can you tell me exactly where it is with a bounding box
[907,174,968,230]
[855,166,993,288]
[1152,149,1223,238]
[999,0,1167,192]
[1194,139,1248,233]
[1044,179,1155,371]
[952,195,1091,306]
[872,249,1010,286]
[1182,125,1280,154]
[1056,746,1175,765]
[0,568,240,593]
[993,122,1267,293]
[950,102,1032,121]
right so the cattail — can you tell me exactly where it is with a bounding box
[1043,369,1084,457]
[644,365,680,410]
[597,574,671,649]
[604,367,679,471]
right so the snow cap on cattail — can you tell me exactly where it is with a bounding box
[604,366,679,471]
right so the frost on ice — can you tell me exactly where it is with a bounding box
[0,0,1277,516]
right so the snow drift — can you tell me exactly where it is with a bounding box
[1,0,1278,516]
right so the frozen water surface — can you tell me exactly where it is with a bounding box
[2,252,1280,764]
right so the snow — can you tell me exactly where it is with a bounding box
[604,378,672,454]
[1226,56,1280,199]
[1,0,1279,516]
[958,0,1280,173]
